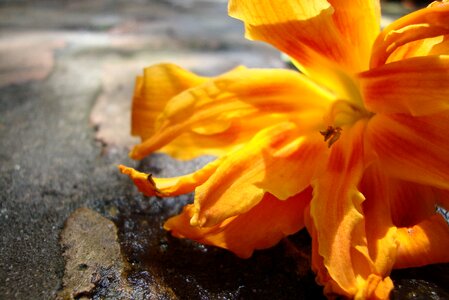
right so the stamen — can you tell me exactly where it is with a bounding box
[147,174,164,196]
[320,126,342,148]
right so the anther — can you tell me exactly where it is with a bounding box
[320,126,342,148]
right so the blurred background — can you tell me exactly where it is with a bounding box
[1,1,447,300]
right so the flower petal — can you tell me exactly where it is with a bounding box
[366,113,449,190]
[228,0,378,105]
[307,205,394,300]
[229,0,344,68]
[228,0,380,72]
[371,1,449,68]
[359,165,449,275]
[358,164,398,279]
[164,188,312,258]
[436,189,449,211]
[384,34,449,64]
[388,181,440,228]
[395,214,449,269]
[326,0,380,67]
[132,63,207,140]
[192,122,327,227]
[310,120,394,298]
[118,158,221,197]
[356,156,449,281]
[130,66,333,160]
[360,56,449,116]
[147,113,291,160]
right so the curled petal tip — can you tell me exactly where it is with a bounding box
[118,164,130,174]
[128,148,142,160]
[118,165,162,197]
[190,213,200,227]
[190,207,208,227]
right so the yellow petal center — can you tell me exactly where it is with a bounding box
[325,98,373,128]
[319,73,373,148]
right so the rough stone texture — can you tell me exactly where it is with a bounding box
[1,1,449,299]
[0,50,105,300]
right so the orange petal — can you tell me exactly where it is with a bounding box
[388,181,440,228]
[366,113,449,190]
[118,158,221,197]
[358,164,398,278]
[132,63,207,140]
[371,2,449,68]
[307,200,394,300]
[326,0,380,68]
[436,189,449,211]
[150,113,290,160]
[228,0,376,105]
[310,120,394,298]
[191,122,327,228]
[130,66,333,160]
[359,165,449,280]
[360,56,449,116]
[228,0,380,73]
[384,34,449,64]
[358,154,449,278]
[164,188,312,258]
[395,214,449,269]
[304,211,333,294]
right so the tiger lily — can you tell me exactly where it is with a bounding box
[120,0,449,298]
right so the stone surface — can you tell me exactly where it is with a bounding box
[57,207,176,300]
[391,279,449,300]
[57,207,131,300]
[0,32,66,87]
[1,1,449,300]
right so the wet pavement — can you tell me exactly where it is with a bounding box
[1,1,448,299]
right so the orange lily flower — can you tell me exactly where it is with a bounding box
[120,0,449,299]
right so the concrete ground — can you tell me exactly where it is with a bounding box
[1,1,448,299]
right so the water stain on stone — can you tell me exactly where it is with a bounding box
[112,192,326,300]
[58,202,449,299]
[58,207,176,300]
